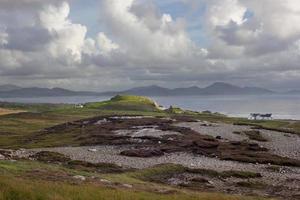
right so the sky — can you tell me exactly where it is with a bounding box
[0,0,300,91]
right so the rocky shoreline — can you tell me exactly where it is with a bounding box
[1,116,300,199]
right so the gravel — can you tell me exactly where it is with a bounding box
[16,121,300,192]
[114,127,180,138]
[177,122,300,159]
[176,122,250,141]
[22,145,300,185]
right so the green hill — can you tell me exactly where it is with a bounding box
[84,95,161,112]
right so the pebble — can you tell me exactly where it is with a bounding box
[88,148,98,152]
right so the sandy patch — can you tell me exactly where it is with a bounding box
[0,108,25,116]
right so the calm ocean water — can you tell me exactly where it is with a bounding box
[1,95,300,120]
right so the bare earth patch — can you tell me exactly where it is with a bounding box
[0,108,25,116]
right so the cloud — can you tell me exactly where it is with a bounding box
[205,0,247,27]
[0,0,300,91]
[96,32,120,56]
[38,2,87,63]
[205,0,300,56]
[0,29,8,46]
[99,0,204,62]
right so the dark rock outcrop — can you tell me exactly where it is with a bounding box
[120,149,164,157]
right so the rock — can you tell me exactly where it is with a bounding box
[88,148,97,152]
[122,184,133,188]
[120,149,164,158]
[292,193,300,198]
[0,150,12,158]
[194,140,219,148]
[216,136,222,139]
[73,175,86,181]
[0,154,5,160]
[100,179,111,184]
[30,151,71,163]
[155,189,176,194]
[208,180,214,185]
[230,141,241,145]
[190,177,209,183]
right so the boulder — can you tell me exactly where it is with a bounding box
[0,154,5,160]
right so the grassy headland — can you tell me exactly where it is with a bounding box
[0,95,299,149]
[0,95,297,199]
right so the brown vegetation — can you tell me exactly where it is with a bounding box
[30,116,300,167]
[243,130,268,142]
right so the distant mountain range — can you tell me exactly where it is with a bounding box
[0,82,298,98]
[0,84,22,92]
[108,82,275,96]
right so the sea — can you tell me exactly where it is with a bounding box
[1,94,300,120]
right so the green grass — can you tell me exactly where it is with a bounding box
[187,168,261,179]
[0,100,168,149]
[0,95,299,149]
[85,95,161,112]
[0,176,269,200]
[233,120,300,135]
[130,164,186,183]
[0,161,269,200]
[287,121,300,132]
[243,131,268,142]
[128,164,262,184]
[190,112,300,135]
[0,97,293,200]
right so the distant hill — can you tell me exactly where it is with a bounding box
[198,82,274,95]
[0,82,276,98]
[102,82,275,96]
[0,86,99,98]
[0,84,22,92]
